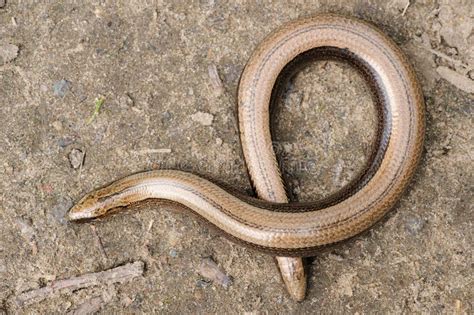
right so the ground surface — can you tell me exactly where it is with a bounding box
[0,0,473,314]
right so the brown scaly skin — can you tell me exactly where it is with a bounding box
[68,14,425,302]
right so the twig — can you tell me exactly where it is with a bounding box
[420,45,473,72]
[208,64,224,96]
[141,220,158,269]
[401,0,411,16]
[77,149,85,184]
[142,219,155,247]
[15,261,144,307]
[436,66,474,93]
[130,148,172,155]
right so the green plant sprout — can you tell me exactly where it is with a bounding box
[87,96,106,124]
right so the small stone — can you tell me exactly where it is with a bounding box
[328,253,344,261]
[51,120,63,131]
[414,29,423,37]
[119,93,134,107]
[198,257,232,288]
[0,0,6,9]
[405,216,425,235]
[161,111,172,124]
[15,218,35,243]
[0,43,19,64]
[196,279,211,288]
[53,79,71,97]
[58,137,73,148]
[169,249,178,257]
[467,70,474,81]
[3,163,13,175]
[215,137,222,146]
[51,197,73,225]
[191,111,214,126]
[68,148,84,169]
[446,47,458,56]
[336,272,356,297]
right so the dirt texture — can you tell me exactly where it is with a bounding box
[0,0,472,314]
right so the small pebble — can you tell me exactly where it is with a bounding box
[191,111,214,126]
[68,148,84,169]
[468,70,474,80]
[51,120,63,131]
[405,216,425,235]
[161,111,172,124]
[53,79,71,97]
[51,197,73,225]
[58,137,73,148]
[196,279,211,288]
[3,163,13,175]
[0,0,6,9]
[446,47,458,56]
[198,257,232,288]
[169,249,178,257]
[328,253,344,261]
[15,218,35,243]
[162,111,172,119]
[0,43,19,64]
[119,93,134,107]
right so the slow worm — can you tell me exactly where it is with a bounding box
[68,14,424,300]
